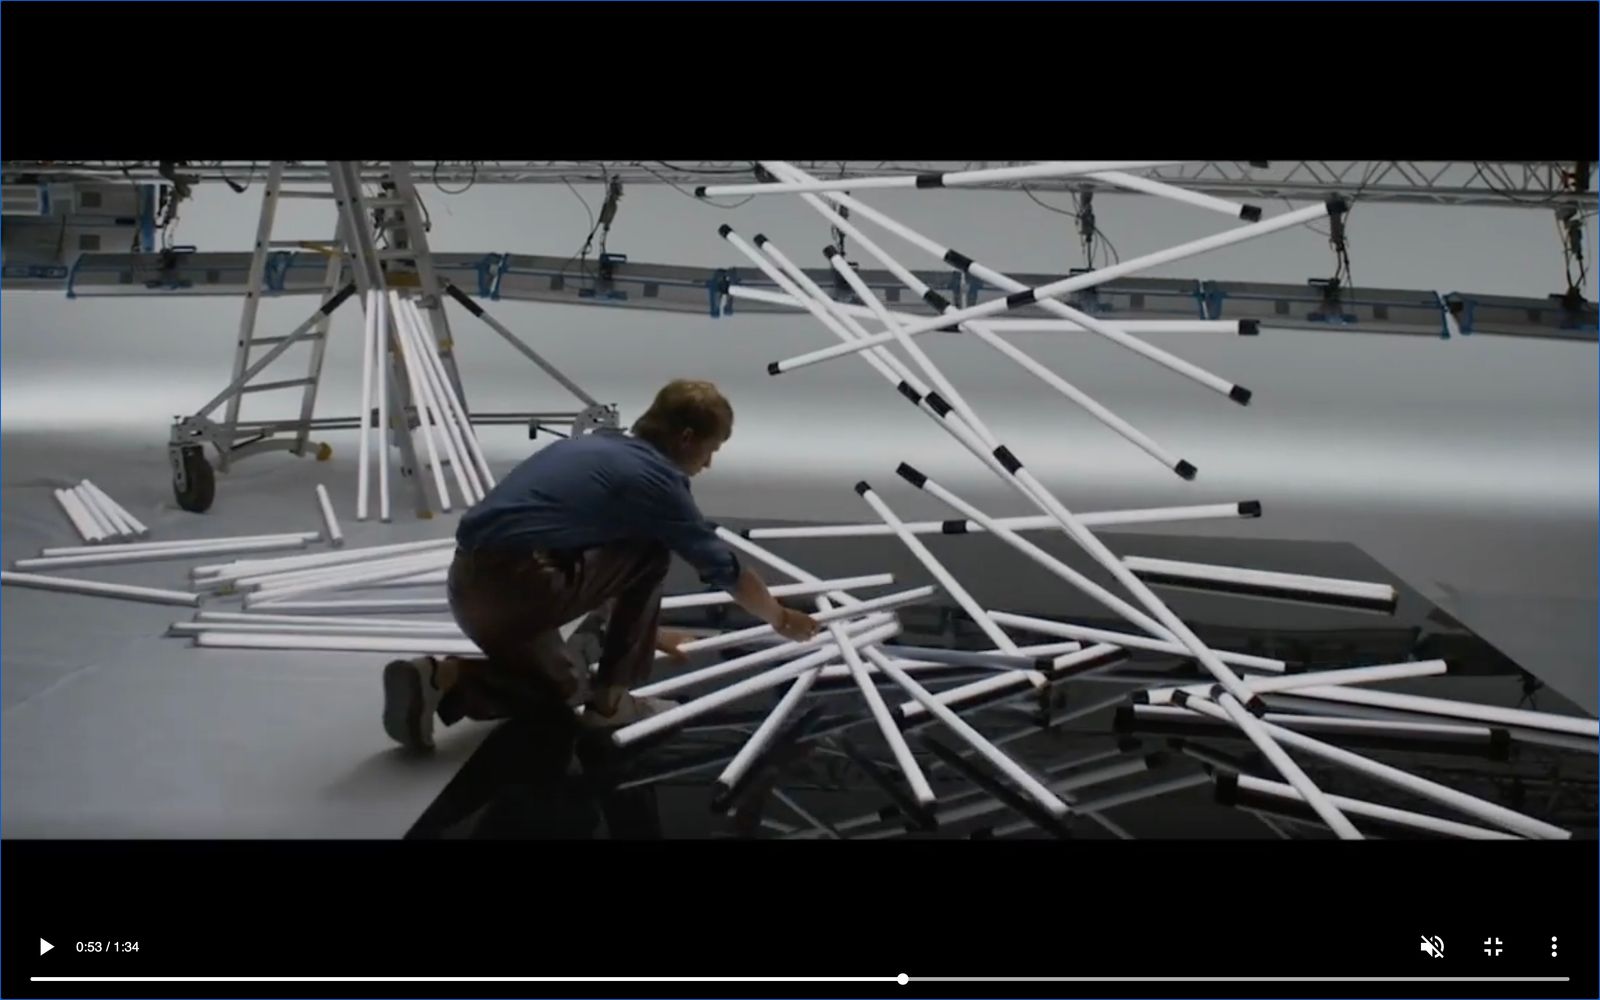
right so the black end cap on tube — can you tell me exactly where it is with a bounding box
[1246,695,1268,717]
[1229,385,1253,406]
[1144,751,1171,770]
[1118,735,1144,754]
[943,249,974,273]
[1248,161,1270,168]
[923,289,950,311]
[914,173,946,189]
[442,282,485,316]
[896,380,923,405]
[1129,690,1152,705]
[1005,289,1037,309]
[1170,689,1191,708]
[708,783,733,814]
[896,463,928,489]
[1033,658,1054,674]
[823,245,839,260]
[941,519,968,535]
[1175,460,1198,481]
[1488,728,1512,761]
[737,528,753,539]
[854,481,871,496]
[878,805,902,821]
[322,282,358,314]
[696,186,710,198]
[1209,684,1225,701]
[1326,194,1350,215]
[1239,319,1260,336]
[1214,772,1241,805]
[1238,500,1263,517]
[766,361,782,377]
[993,446,1023,474]
[717,223,732,238]
[1112,706,1136,732]
[1239,204,1263,223]
[924,392,952,417]
[753,233,769,247]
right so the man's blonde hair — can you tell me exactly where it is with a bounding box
[631,379,734,452]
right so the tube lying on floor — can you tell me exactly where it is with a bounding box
[45,531,318,559]
[71,484,121,539]
[634,613,899,699]
[16,537,311,571]
[1124,555,1398,611]
[740,501,1261,540]
[75,481,134,538]
[660,573,894,610]
[194,631,479,656]
[988,609,1285,673]
[239,597,450,615]
[1219,773,1520,840]
[80,480,149,538]
[1132,659,1451,705]
[194,537,455,583]
[1175,692,1571,839]
[612,619,903,748]
[2,571,201,607]
[315,484,344,548]
[55,489,104,544]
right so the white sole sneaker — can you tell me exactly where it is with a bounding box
[382,657,444,751]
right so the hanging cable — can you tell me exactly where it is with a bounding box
[556,165,604,282]
[432,161,477,195]
[635,161,754,209]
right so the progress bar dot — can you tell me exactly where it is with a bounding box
[897,973,909,985]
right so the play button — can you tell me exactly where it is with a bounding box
[40,939,53,955]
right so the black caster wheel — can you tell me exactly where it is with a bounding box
[173,446,215,513]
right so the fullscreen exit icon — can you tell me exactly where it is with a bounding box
[1483,937,1503,957]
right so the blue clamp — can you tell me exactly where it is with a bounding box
[472,254,497,299]
[708,268,730,318]
[138,184,156,252]
[1193,280,1227,319]
[1433,291,1468,339]
[263,251,293,294]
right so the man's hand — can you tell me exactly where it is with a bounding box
[655,628,696,663]
[772,607,820,642]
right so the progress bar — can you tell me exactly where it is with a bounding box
[29,976,1574,984]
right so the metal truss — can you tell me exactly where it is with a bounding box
[29,247,1598,342]
[4,161,1594,210]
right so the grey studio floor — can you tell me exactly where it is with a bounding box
[2,185,1596,838]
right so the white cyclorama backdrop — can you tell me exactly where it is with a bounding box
[3,182,1597,719]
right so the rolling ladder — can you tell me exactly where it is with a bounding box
[169,160,540,518]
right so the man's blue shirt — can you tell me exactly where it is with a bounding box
[455,430,741,589]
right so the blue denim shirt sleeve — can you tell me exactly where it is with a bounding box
[631,467,743,590]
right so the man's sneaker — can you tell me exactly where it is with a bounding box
[382,656,446,751]
[578,693,680,730]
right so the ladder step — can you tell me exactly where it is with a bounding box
[250,333,326,347]
[242,377,316,394]
[376,249,418,259]
[366,197,409,208]
[267,240,340,250]
[278,191,337,200]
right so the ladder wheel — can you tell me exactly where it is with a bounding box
[315,442,333,461]
[174,447,216,514]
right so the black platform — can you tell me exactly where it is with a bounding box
[406,525,1597,842]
